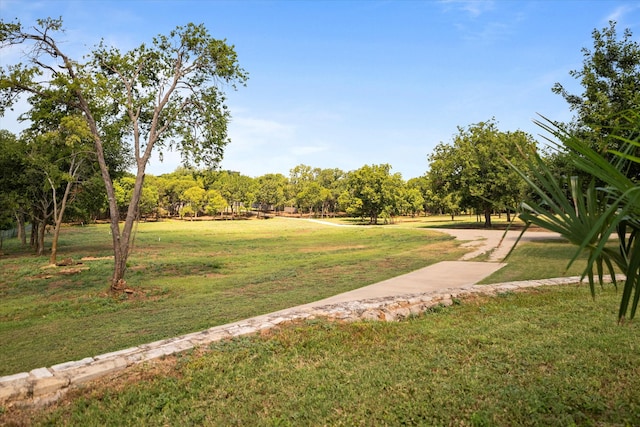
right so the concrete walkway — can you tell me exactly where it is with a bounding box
[299,261,506,307]
[293,224,565,307]
[430,227,565,262]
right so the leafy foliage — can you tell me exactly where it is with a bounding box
[340,164,403,224]
[427,119,536,227]
[1,17,247,288]
[552,21,640,180]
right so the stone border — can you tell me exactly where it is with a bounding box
[0,275,619,409]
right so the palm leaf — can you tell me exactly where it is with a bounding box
[508,113,640,321]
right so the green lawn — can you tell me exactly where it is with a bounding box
[480,239,608,283]
[2,217,637,425]
[6,285,638,426]
[1,218,467,375]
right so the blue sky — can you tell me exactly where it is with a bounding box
[1,1,639,179]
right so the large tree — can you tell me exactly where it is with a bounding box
[1,18,247,291]
[341,164,403,225]
[255,173,288,216]
[552,21,640,180]
[427,120,536,227]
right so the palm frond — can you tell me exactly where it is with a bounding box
[509,113,640,321]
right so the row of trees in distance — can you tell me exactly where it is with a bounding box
[1,122,538,255]
[1,18,637,296]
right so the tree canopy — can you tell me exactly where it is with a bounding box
[552,20,640,180]
[427,119,536,227]
[1,18,247,290]
[341,164,403,225]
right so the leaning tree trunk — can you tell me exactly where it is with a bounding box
[49,179,75,265]
[110,170,146,291]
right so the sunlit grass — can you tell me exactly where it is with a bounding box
[0,218,464,375]
[327,213,528,229]
[9,285,638,426]
[480,239,619,283]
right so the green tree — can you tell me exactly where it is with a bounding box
[406,176,430,216]
[400,186,425,217]
[6,117,94,259]
[1,18,247,290]
[315,167,346,217]
[205,189,227,216]
[0,130,28,246]
[114,175,160,219]
[552,21,640,180]
[214,171,255,217]
[342,164,403,224]
[255,173,287,216]
[289,164,316,215]
[428,120,536,227]
[65,174,108,223]
[157,172,199,217]
[182,185,207,217]
[37,115,94,263]
[426,144,463,219]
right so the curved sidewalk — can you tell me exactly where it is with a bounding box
[297,261,506,308]
[430,227,565,262]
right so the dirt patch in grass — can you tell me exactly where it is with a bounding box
[81,256,114,261]
[203,273,225,279]
[299,245,367,253]
[29,265,90,280]
[95,285,171,302]
[58,266,90,275]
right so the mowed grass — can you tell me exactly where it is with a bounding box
[480,239,610,283]
[330,213,528,229]
[0,218,467,375]
[8,285,638,426]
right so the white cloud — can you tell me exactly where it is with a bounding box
[439,0,496,17]
[605,4,640,25]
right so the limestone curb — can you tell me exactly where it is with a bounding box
[1,274,621,409]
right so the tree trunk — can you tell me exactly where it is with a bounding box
[36,219,46,256]
[15,213,26,246]
[49,179,75,265]
[30,220,37,249]
[110,170,146,291]
[484,207,492,228]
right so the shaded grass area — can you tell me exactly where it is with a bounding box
[0,218,465,375]
[8,285,638,426]
[332,213,529,230]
